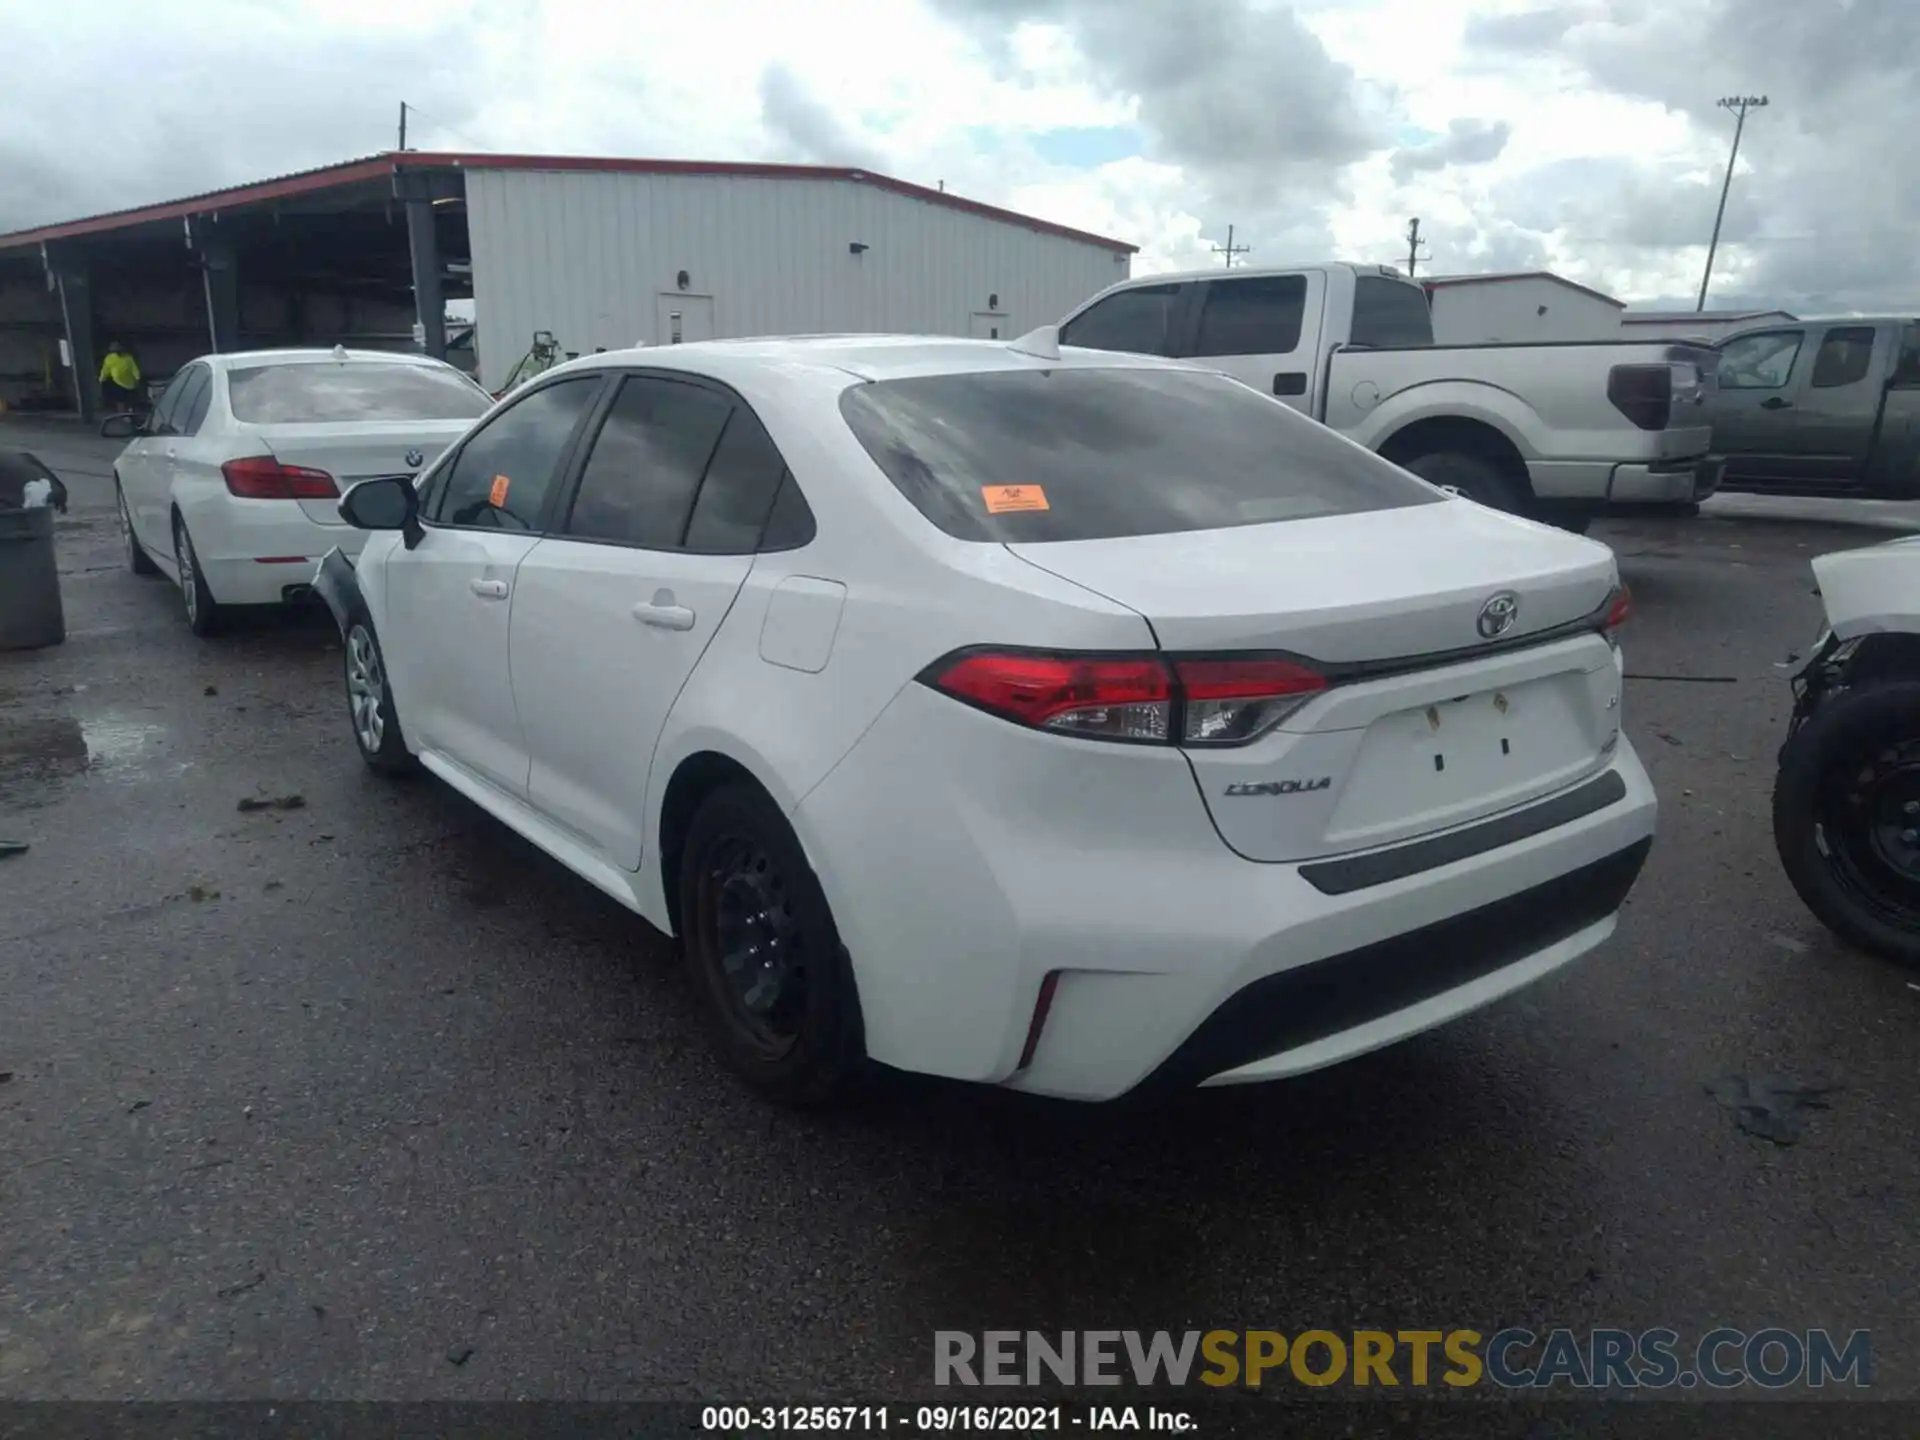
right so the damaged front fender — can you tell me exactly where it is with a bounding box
[1810,534,1920,642]
[312,548,363,638]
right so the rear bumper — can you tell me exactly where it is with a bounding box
[1607,455,1722,504]
[1528,454,1718,506]
[792,681,1659,1102]
[180,497,366,606]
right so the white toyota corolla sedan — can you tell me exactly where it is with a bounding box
[105,346,494,635]
[313,331,1657,1107]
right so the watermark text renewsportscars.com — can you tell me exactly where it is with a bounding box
[934,1329,1873,1391]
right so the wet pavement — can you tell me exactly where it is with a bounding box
[2,417,1919,1408]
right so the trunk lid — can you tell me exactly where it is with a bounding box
[1007,502,1625,862]
[248,421,469,526]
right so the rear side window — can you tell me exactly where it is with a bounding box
[149,369,196,434]
[839,366,1439,543]
[684,405,793,552]
[1351,276,1434,348]
[1894,323,1920,389]
[228,361,492,423]
[432,376,600,530]
[563,377,732,548]
[1193,275,1307,357]
[1060,284,1183,356]
[1811,327,1875,388]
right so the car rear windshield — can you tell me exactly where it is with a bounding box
[227,362,492,424]
[837,366,1441,543]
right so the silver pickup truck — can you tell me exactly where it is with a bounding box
[1059,262,1720,531]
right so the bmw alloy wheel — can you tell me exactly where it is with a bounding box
[346,624,386,754]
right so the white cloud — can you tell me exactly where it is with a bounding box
[0,0,1900,312]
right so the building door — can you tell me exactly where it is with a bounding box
[655,294,715,346]
[971,312,1009,340]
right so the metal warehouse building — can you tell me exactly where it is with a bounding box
[0,151,1137,418]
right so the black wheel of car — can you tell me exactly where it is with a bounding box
[678,783,864,1106]
[1402,450,1528,516]
[343,615,417,775]
[117,479,158,576]
[171,514,224,637]
[1773,679,1920,968]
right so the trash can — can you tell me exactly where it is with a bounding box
[0,503,65,651]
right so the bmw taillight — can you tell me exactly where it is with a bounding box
[221,456,340,500]
[922,649,1327,747]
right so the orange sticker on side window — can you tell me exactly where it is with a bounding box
[981,484,1049,514]
[489,474,510,508]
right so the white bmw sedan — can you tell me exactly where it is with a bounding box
[313,333,1657,1106]
[105,347,494,635]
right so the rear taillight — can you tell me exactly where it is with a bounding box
[928,651,1173,742]
[1173,657,1327,746]
[1604,584,1633,630]
[221,456,339,500]
[923,649,1327,747]
[1606,363,1674,430]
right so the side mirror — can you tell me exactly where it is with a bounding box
[99,413,139,440]
[338,475,419,537]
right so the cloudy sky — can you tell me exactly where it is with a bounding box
[3,0,1910,313]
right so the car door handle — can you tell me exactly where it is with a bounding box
[1761,396,1793,410]
[633,598,696,631]
[469,578,509,599]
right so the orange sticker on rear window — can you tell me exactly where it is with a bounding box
[489,474,510,508]
[981,484,1049,514]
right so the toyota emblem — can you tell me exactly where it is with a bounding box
[1476,591,1520,640]
[404,449,425,469]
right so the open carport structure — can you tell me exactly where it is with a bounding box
[0,153,472,421]
[0,151,1133,418]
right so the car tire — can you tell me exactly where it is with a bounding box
[117,480,158,576]
[1402,450,1528,516]
[678,782,865,1106]
[343,615,417,775]
[171,515,224,637]
[1772,679,1920,969]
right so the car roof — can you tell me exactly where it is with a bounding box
[541,333,1192,388]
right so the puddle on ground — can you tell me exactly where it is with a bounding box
[0,713,174,807]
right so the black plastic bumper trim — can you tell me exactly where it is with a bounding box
[1298,769,1628,897]
[1133,836,1652,1095]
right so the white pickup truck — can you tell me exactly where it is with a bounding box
[1058,262,1720,531]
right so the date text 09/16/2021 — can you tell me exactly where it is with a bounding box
[702,1406,1192,1432]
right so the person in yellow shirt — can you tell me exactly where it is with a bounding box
[98,342,142,413]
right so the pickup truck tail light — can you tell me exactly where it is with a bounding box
[1606,364,1674,430]
[920,650,1327,747]
[1607,362,1705,430]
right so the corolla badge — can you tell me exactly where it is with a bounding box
[404,449,425,468]
[1476,590,1520,640]
[1224,777,1332,797]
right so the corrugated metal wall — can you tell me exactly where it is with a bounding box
[466,169,1129,388]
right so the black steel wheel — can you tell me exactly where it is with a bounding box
[678,783,864,1105]
[1774,679,1920,967]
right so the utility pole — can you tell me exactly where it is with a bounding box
[1212,224,1250,269]
[1404,217,1430,278]
[1697,94,1768,312]
[398,101,409,151]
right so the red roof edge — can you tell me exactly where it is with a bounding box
[0,150,1138,256]
[0,155,399,251]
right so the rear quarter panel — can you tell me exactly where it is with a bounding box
[1328,344,1713,463]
